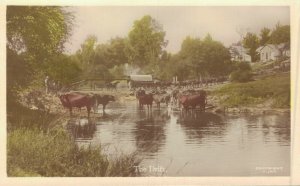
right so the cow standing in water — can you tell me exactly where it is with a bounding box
[93,94,115,114]
[179,90,207,111]
[59,92,95,117]
[137,93,153,110]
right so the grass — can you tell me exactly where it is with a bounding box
[213,72,290,108]
[7,127,140,177]
[7,101,141,177]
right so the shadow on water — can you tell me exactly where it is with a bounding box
[134,109,170,154]
[67,117,96,140]
[175,111,226,143]
[222,112,290,145]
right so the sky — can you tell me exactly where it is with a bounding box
[64,6,290,54]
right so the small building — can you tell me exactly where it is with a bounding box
[229,43,252,62]
[256,43,290,62]
[128,75,153,89]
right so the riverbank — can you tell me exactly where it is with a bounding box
[7,100,141,176]
[208,72,290,114]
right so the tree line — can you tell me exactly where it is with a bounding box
[7,6,290,97]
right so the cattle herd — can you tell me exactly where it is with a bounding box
[24,77,227,117]
[57,87,208,118]
[135,88,207,111]
[59,78,226,116]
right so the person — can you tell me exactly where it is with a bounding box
[45,76,49,94]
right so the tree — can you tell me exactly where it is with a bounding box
[269,23,290,44]
[7,6,74,62]
[201,34,231,77]
[179,36,204,78]
[259,27,271,46]
[126,15,167,68]
[105,37,128,68]
[6,6,74,94]
[46,54,82,85]
[242,32,259,62]
[75,35,98,78]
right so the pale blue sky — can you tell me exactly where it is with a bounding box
[64,6,290,54]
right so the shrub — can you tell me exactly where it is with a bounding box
[229,70,252,83]
[7,127,140,177]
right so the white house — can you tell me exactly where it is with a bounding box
[256,43,290,62]
[229,44,252,62]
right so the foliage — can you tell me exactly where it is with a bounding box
[174,34,232,79]
[75,36,128,79]
[7,101,141,177]
[215,73,290,108]
[7,6,75,94]
[45,54,82,85]
[229,61,252,82]
[7,6,74,62]
[7,127,140,177]
[229,70,252,83]
[259,27,271,46]
[7,102,58,133]
[126,15,167,67]
[7,47,32,99]
[109,65,125,79]
[269,23,290,45]
[242,32,259,62]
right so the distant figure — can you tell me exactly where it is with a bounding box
[45,76,49,94]
[52,80,56,94]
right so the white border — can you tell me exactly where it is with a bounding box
[1,1,299,185]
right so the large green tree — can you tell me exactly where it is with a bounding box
[7,6,74,94]
[7,6,73,62]
[126,15,167,68]
[177,34,231,79]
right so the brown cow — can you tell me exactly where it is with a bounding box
[59,92,95,117]
[93,94,115,114]
[179,90,207,111]
[138,93,153,110]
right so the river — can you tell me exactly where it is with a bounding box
[67,101,290,176]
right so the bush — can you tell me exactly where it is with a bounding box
[7,127,140,177]
[229,70,253,82]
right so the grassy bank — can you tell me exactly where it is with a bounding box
[7,102,140,177]
[212,72,290,108]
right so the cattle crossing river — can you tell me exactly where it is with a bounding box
[66,100,290,176]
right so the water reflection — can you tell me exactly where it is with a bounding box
[134,109,170,154]
[176,111,226,143]
[70,101,290,176]
[67,117,96,140]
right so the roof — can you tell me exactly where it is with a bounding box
[129,75,153,82]
[256,46,264,52]
[256,43,290,53]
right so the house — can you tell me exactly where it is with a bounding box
[256,43,290,62]
[229,43,252,62]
